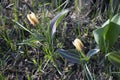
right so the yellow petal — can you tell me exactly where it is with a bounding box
[72,38,84,51]
[27,12,39,26]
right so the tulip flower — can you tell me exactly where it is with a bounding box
[27,12,39,26]
[72,38,84,51]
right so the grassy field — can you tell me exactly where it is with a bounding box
[0,0,120,80]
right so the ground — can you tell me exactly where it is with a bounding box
[0,0,120,80]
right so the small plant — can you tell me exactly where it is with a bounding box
[93,13,120,67]
[57,38,99,80]
[13,9,69,72]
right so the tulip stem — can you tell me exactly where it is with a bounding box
[79,50,86,58]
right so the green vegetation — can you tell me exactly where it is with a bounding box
[0,0,120,80]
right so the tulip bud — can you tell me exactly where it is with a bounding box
[27,12,39,26]
[45,10,53,18]
[72,38,84,51]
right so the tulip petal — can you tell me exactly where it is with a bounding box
[27,12,39,26]
[72,38,84,51]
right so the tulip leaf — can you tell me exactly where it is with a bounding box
[57,49,80,64]
[93,13,120,52]
[87,48,100,57]
[50,9,69,37]
[57,49,90,64]
[107,51,120,67]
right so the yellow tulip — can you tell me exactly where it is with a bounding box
[72,38,84,51]
[27,12,39,26]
